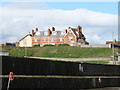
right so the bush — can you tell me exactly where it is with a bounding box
[58,44,70,46]
[33,44,40,47]
[44,44,55,47]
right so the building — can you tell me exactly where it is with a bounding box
[19,34,33,47]
[0,43,6,46]
[106,40,120,48]
[0,43,16,47]
[0,51,9,56]
[106,40,120,45]
[19,26,89,47]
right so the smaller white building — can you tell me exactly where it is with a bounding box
[0,51,9,56]
[19,34,32,47]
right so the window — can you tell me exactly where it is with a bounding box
[68,37,73,41]
[35,31,40,35]
[70,31,72,35]
[37,39,39,41]
[61,32,65,35]
[52,31,57,35]
[24,42,27,45]
[34,38,37,42]
[60,38,63,41]
[44,31,48,35]
[51,39,54,42]
[43,39,46,42]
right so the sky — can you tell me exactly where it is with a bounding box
[0,1,118,44]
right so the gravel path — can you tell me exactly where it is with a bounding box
[27,57,111,62]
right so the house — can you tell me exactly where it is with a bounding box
[19,26,89,47]
[106,40,120,45]
[0,43,6,46]
[106,40,120,48]
[0,43,16,47]
[19,34,32,47]
[0,51,9,56]
[15,42,19,47]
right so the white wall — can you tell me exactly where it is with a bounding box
[19,35,32,47]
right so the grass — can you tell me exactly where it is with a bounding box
[1,46,32,57]
[1,46,112,58]
[33,46,112,58]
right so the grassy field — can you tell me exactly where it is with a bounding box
[1,46,112,58]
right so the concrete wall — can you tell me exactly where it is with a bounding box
[19,35,32,47]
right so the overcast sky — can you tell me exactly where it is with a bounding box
[0,2,118,44]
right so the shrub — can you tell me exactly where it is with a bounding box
[58,44,70,46]
[33,44,40,47]
[44,44,55,47]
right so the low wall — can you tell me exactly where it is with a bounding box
[80,45,109,48]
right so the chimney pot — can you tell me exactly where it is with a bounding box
[68,27,71,29]
[48,28,51,36]
[77,26,82,37]
[65,29,67,33]
[52,27,55,31]
[36,28,38,31]
[32,30,35,36]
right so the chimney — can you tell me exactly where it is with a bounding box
[65,29,67,33]
[36,28,38,31]
[32,30,34,36]
[48,28,51,36]
[68,27,71,29]
[52,27,55,31]
[77,26,82,37]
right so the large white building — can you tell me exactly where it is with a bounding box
[19,34,32,47]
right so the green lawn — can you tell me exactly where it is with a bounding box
[1,46,112,58]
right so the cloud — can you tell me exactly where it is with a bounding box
[0,3,118,44]
[1,2,50,10]
[86,34,105,44]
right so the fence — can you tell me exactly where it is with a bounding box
[1,56,120,89]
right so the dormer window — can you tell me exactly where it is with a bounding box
[52,31,57,35]
[51,39,54,42]
[35,31,40,35]
[68,37,73,41]
[44,31,48,35]
[70,31,72,35]
[43,39,46,42]
[34,38,37,42]
[61,32,65,35]
[60,38,63,41]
